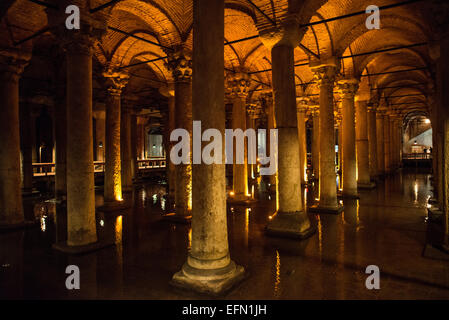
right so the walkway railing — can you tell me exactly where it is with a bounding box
[32,158,166,177]
[402,153,432,160]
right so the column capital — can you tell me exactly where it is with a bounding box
[166,48,192,82]
[247,104,260,119]
[311,57,339,87]
[296,96,309,112]
[258,15,300,50]
[0,48,31,82]
[103,68,129,96]
[337,78,359,99]
[226,72,251,99]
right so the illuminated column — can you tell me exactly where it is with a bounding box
[355,100,374,188]
[259,19,313,238]
[338,79,358,197]
[167,88,176,201]
[310,59,342,213]
[367,104,378,179]
[297,97,308,185]
[53,23,106,250]
[102,69,128,206]
[265,93,276,188]
[172,0,244,294]
[0,50,29,227]
[247,105,258,183]
[335,112,342,176]
[311,106,320,181]
[166,49,192,220]
[227,72,251,202]
[93,110,105,162]
[121,102,133,192]
[384,114,391,173]
[376,110,385,176]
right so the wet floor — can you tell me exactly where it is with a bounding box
[1,169,448,299]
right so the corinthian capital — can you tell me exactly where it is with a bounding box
[166,48,192,82]
[337,78,359,99]
[0,48,31,82]
[311,58,339,87]
[103,67,129,96]
[226,72,251,98]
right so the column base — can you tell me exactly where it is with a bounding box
[338,192,360,199]
[98,200,131,212]
[171,260,245,296]
[357,181,376,189]
[227,196,257,205]
[22,189,40,197]
[163,212,192,224]
[308,203,344,214]
[52,240,113,255]
[265,211,315,240]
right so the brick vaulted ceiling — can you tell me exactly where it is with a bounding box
[1,0,442,123]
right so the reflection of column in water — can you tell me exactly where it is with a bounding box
[0,231,24,298]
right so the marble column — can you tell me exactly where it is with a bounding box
[93,110,105,162]
[297,98,308,185]
[384,114,391,174]
[55,29,103,250]
[121,104,133,192]
[0,50,29,227]
[310,59,342,213]
[367,104,378,180]
[167,50,192,220]
[265,94,276,188]
[227,72,251,202]
[20,103,36,194]
[247,105,258,184]
[338,79,359,197]
[260,20,313,238]
[355,100,374,188]
[167,90,176,201]
[103,69,129,206]
[376,111,385,176]
[172,0,244,294]
[311,106,320,181]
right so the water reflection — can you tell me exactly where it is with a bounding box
[273,250,281,298]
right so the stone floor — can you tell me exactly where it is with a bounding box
[1,169,449,299]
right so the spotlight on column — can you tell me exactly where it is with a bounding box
[424,118,430,124]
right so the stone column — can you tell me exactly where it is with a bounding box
[172,0,244,294]
[335,113,342,176]
[102,69,129,206]
[0,49,29,227]
[259,19,313,238]
[310,59,342,213]
[367,104,378,180]
[247,104,258,183]
[355,100,374,188]
[311,106,320,181]
[54,23,106,251]
[338,79,359,197]
[166,49,192,220]
[121,103,133,192]
[93,110,105,162]
[20,103,36,194]
[167,89,176,201]
[265,93,276,188]
[297,98,308,185]
[130,114,137,179]
[384,114,391,173]
[376,110,385,176]
[227,72,251,202]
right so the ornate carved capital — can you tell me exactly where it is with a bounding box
[296,96,309,112]
[0,48,31,82]
[337,78,359,99]
[226,72,251,98]
[258,15,301,50]
[247,104,260,119]
[103,68,129,96]
[166,49,192,82]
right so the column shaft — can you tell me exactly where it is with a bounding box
[65,42,97,246]
[312,110,320,180]
[0,55,27,226]
[376,114,385,175]
[297,107,307,185]
[121,106,132,191]
[384,115,391,173]
[355,100,371,186]
[368,107,378,179]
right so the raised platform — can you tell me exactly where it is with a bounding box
[265,211,315,240]
[53,240,114,255]
[163,212,192,224]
